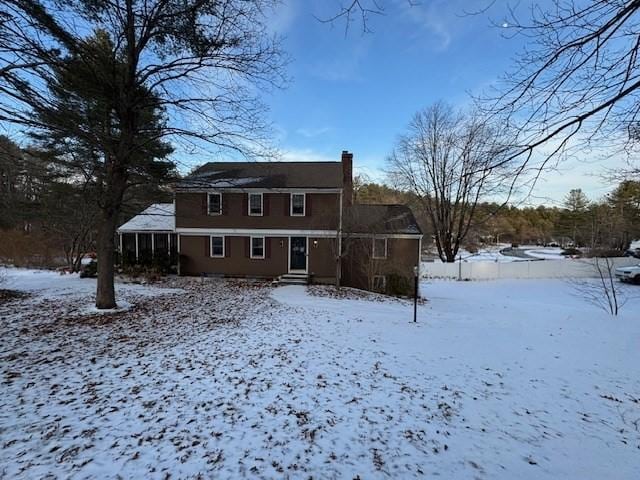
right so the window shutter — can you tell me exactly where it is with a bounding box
[264,194,270,216]
[284,194,290,216]
[306,194,312,216]
[242,193,248,216]
[266,237,271,258]
[202,194,207,215]
[204,236,210,257]
[244,236,250,257]
[225,236,231,258]
[221,193,228,215]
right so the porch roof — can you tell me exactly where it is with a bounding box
[117,203,175,233]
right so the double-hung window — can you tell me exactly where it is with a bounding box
[372,237,388,259]
[249,193,263,216]
[251,237,265,259]
[210,236,224,257]
[208,193,222,215]
[291,193,305,216]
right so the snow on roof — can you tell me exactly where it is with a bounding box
[117,203,175,233]
[176,161,344,189]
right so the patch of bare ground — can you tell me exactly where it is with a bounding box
[306,284,426,304]
[0,289,30,303]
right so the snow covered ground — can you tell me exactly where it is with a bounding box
[524,247,566,260]
[432,244,521,263]
[1,268,639,479]
[430,245,567,263]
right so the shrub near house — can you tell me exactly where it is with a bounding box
[118,152,422,293]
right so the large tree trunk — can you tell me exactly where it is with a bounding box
[96,208,118,309]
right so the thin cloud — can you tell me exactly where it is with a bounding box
[397,0,454,52]
[280,147,337,163]
[296,126,332,138]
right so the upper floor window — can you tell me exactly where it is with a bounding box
[208,193,222,215]
[372,237,387,259]
[249,193,263,216]
[251,236,265,259]
[210,236,224,257]
[291,193,305,216]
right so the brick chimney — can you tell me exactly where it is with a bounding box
[341,150,353,207]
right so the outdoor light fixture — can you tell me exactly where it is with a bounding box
[313,239,318,248]
[279,240,284,248]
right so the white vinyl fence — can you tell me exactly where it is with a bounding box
[421,257,639,280]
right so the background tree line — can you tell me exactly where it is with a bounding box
[355,177,640,257]
[0,135,171,271]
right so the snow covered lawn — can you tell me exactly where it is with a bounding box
[1,269,639,479]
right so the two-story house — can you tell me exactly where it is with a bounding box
[117,151,422,293]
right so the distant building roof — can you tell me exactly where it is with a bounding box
[345,204,422,235]
[176,161,344,189]
[117,203,175,233]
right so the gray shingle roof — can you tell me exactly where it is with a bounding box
[345,204,422,235]
[177,161,344,189]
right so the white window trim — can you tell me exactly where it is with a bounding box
[210,235,225,258]
[250,236,265,259]
[290,193,306,216]
[373,275,386,291]
[208,192,222,215]
[248,192,263,216]
[372,237,388,259]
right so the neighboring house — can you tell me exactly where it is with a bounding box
[117,152,423,293]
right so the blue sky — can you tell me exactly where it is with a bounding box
[266,0,619,204]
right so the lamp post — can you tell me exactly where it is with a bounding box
[413,265,418,323]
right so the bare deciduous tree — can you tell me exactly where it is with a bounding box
[571,257,628,316]
[485,0,640,180]
[324,1,640,184]
[388,102,511,262]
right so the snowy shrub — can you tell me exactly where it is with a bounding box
[79,260,97,278]
[387,273,413,297]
